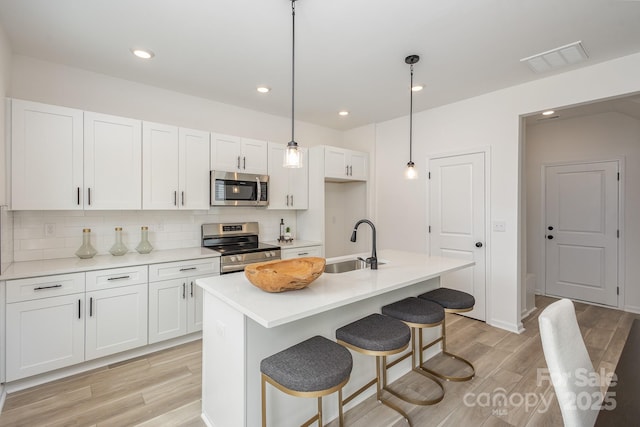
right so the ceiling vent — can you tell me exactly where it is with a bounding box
[520,41,589,74]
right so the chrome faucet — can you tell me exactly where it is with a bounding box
[350,219,377,270]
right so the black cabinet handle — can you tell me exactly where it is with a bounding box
[190,281,194,297]
[78,299,81,319]
[475,242,483,248]
[88,188,91,205]
[34,284,62,291]
[89,297,93,317]
[547,235,554,240]
[181,191,185,206]
[77,187,80,205]
[179,267,197,272]
[182,283,186,299]
[107,275,131,281]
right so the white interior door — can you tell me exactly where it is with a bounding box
[544,161,619,306]
[429,152,486,321]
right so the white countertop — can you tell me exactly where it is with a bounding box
[196,249,474,328]
[0,248,221,280]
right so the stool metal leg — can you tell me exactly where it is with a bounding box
[378,356,413,427]
[419,315,475,382]
[384,327,445,405]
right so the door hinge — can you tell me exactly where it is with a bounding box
[617,230,620,238]
[617,287,619,295]
[428,172,431,179]
[428,225,431,233]
[617,172,620,181]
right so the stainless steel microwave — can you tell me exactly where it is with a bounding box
[210,171,269,207]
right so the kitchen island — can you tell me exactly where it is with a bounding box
[196,250,474,427]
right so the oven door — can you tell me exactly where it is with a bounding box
[210,171,268,206]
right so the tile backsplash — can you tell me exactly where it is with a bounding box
[12,209,298,262]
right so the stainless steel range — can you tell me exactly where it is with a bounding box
[202,222,281,274]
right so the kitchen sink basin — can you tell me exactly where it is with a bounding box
[324,258,385,274]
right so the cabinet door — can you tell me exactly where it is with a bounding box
[324,147,348,180]
[187,276,205,333]
[148,279,187,344]
[84,112,142,209]
[142,122,179,209]
[179,128,210,209]
[211,133,241,172]
[85,284,148,360]
[11,99,84,210]
[349,151,368,181]
[6,294,84,381]
[240,138,268,175]
[267,143,290,210]
[289,147,309,209]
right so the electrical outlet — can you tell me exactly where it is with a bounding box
[44,223,56,237]
[493,221,506,232]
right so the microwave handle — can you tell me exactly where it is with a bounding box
[256,176,261,204]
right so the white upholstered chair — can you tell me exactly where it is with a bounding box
[538,298,601,427]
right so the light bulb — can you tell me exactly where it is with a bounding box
[405,162,417,179]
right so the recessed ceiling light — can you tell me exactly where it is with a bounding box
[411,85,424,92]
[131,48,154,59]
[338,111,349,116]
[257,86,270,93]
[542,110,555,116]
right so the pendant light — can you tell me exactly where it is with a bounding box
[405,54,419,179]
[284,0,303,168]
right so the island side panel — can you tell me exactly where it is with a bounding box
[201,291,246,427]
[245,277,441,427]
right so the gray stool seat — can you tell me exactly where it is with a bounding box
[419,288,475,311]
[261,335,352,393]
[336,313,410,352]
[382,297,444,325]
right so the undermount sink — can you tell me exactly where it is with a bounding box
[324,258,386,274]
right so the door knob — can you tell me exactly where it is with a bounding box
[475,242,483,248]
[547,235,554,240]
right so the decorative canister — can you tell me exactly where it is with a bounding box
[135,226,153,254]
[109,227,128,256]
[75,228,97,259]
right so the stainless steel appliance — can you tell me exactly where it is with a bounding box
[202,222,280,274]
[210,171,269,207]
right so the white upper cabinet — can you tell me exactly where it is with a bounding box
[211,133,268,175]
[179,128,210,209]
[11,99,84,210]
[267,142,308,210]
[142,122,180,209]
[84,112,142,209]
[324,146,368,182]
[143,124,210,210]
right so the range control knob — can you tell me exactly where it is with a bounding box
[230,256,237,262]
[265,252,272,258]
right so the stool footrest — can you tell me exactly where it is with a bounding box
[420,351,475,382]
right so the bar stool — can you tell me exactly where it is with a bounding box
[336,313,413,426]
[260,335,353,427]
[381,297,445,405]
[418,288,476,382]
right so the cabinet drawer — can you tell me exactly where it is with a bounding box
[7,273,85,303]
[86,265,148,291]
[281,246,323,259]
[149,258,220,282]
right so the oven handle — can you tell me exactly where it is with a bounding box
[256,176,261,205]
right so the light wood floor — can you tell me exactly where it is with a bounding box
[1,295,637,426]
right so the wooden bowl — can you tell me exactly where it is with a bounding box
[244,257,326,293]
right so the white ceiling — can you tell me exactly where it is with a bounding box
[0,0,639,130]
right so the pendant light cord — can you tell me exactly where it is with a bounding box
[409,63,414,163]
[291,0,296,144]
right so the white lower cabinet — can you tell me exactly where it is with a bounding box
[148,259,219,344]
[85,284,148,360]
[5,273,86,382]
[281,245,323,259]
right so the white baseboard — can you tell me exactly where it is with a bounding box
[623,305,640,314]
[521,306,537,320]
[488,318,524,334]
[4,332,201,394]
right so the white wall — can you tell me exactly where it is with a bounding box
[370,52,640,332]
[0,23,12,273]
[526,112,640,312]
[8,55,344,261]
